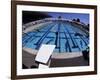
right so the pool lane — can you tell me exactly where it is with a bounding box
[62,22,89,51]
[23,21,89,53]
[62,23,79,49]
[25,22,56,49]
[34,23,56,49]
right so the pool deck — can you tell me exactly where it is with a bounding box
[22,47,89,68]
[23,21,52,33]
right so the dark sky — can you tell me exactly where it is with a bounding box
[23,11,89,24]
[22,11,52,24]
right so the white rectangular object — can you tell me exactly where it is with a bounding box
[35,44,55,64]
[39,64,49,69]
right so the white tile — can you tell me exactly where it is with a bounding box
[35,44,55,64]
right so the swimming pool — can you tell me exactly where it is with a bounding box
[22,20,89,53]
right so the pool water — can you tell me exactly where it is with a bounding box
[22,21,89,53]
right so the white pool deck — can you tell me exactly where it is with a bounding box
[23,47,83,59]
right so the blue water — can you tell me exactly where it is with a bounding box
[22,21,89,53]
